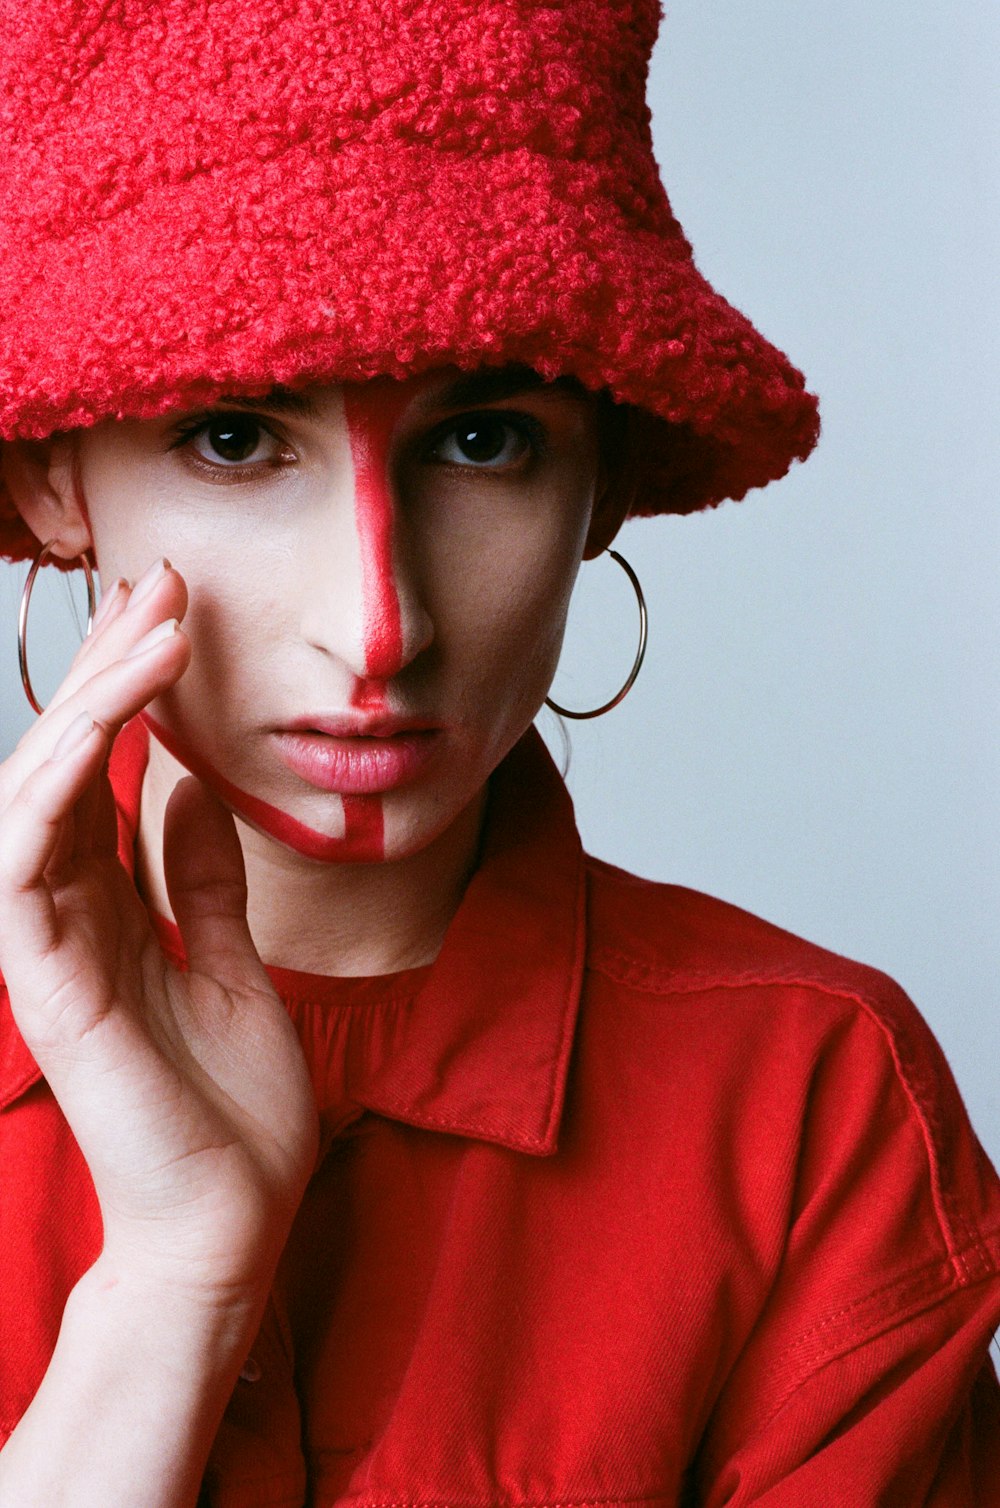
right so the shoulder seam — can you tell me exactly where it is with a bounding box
[584,959,992,1283]
[757,1226,1000,1438]
[587,944,894,998]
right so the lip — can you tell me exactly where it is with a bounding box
[272,720,442,795]
[281,713,438,738]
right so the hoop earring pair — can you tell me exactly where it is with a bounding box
[18,541,97,714]
[17,540,646,721]
[544,548,647,720]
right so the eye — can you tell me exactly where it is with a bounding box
[189,415,279,465]
[428,412,542,470]
[167,410,292,474]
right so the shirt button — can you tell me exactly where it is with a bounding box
[239,1357,263,1383]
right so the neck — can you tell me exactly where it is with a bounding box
[135,741,486,977]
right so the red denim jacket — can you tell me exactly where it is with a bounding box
[2,720,1000,1505]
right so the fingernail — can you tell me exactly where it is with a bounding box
[124,618,179,659]
[125,558,171,612]
[51,711,95,761]
[91,577,127,630]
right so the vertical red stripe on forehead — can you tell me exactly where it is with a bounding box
[343,383,411,682]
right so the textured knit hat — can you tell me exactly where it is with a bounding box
[0,0,820,564]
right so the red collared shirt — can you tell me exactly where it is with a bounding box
[2,720,1000,1505]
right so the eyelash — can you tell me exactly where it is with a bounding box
[166,414,293,482]
[423,411,549,471]
[165,408,549,481]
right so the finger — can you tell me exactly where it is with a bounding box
[92,758,122,859]
[162,777,272,995]
[2,617,191,809]
[0,713,108,961]
[45,560,188,713]
[69,752,118,865]
[90,575,129,632]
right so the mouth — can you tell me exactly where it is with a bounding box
[271,716,442,795]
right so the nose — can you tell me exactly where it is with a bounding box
[357,521,433,682]
[300,383,433,683]
[345,383,433,682]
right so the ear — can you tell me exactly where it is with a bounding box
[0,434,93,562]
[581,399,641,561]
[583,468,633,560]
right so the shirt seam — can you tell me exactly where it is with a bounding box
[538,847,589,1151]
[155,939,428,1011]
[585,958,992,1283]
[348,1097,553,1152]
[0,1060,40,1108]
[754,1226,1000,1436]
[267,988,422,1010]
[333,1494,679,1508]
[782,1227,1000,1359]
[588,946,885,997]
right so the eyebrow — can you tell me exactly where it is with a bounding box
[211,366,593,419]
[214,386,320,418]
[430,366,593,411]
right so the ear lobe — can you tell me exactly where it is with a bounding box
[1,435,93,561]
[583,467,634,560]
[582,399,642,561]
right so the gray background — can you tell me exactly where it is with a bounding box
[2,4,998,1158]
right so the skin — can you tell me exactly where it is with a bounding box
[139,381,423,865]
[5,367,625,973]
[0,364,628,1503]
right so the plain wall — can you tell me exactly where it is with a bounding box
[540,0,1000,1161]
[1,3,997,1160]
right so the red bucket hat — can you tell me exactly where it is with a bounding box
[0,0,819,563]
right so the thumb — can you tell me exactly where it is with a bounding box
[162,775,269,991]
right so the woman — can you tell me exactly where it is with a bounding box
[1,0,998,1504]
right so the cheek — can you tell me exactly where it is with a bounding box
[182,571,282,690]
[144,586,392,861]
[439,529,584,739]
[465,525,583,661]
[75,435,170,577]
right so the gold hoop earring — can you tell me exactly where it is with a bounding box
[545,548,648,720]
[18,541,97,715]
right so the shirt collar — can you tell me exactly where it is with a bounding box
[0,721,587,1156]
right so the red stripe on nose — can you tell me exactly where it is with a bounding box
[343,383,412,681]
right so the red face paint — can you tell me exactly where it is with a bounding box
[338,381,418,857]
[143,386,423,864]
[142,713,386,863]
[342,382,414,686]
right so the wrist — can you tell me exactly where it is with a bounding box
[0,1255,271,1507]
[75,1252,271,1360]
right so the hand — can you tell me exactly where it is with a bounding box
[0,562,319,1309]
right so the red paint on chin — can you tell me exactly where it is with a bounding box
[141,713,385,862]
[343,383,412,681]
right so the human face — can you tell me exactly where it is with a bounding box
[72,367,602,863]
